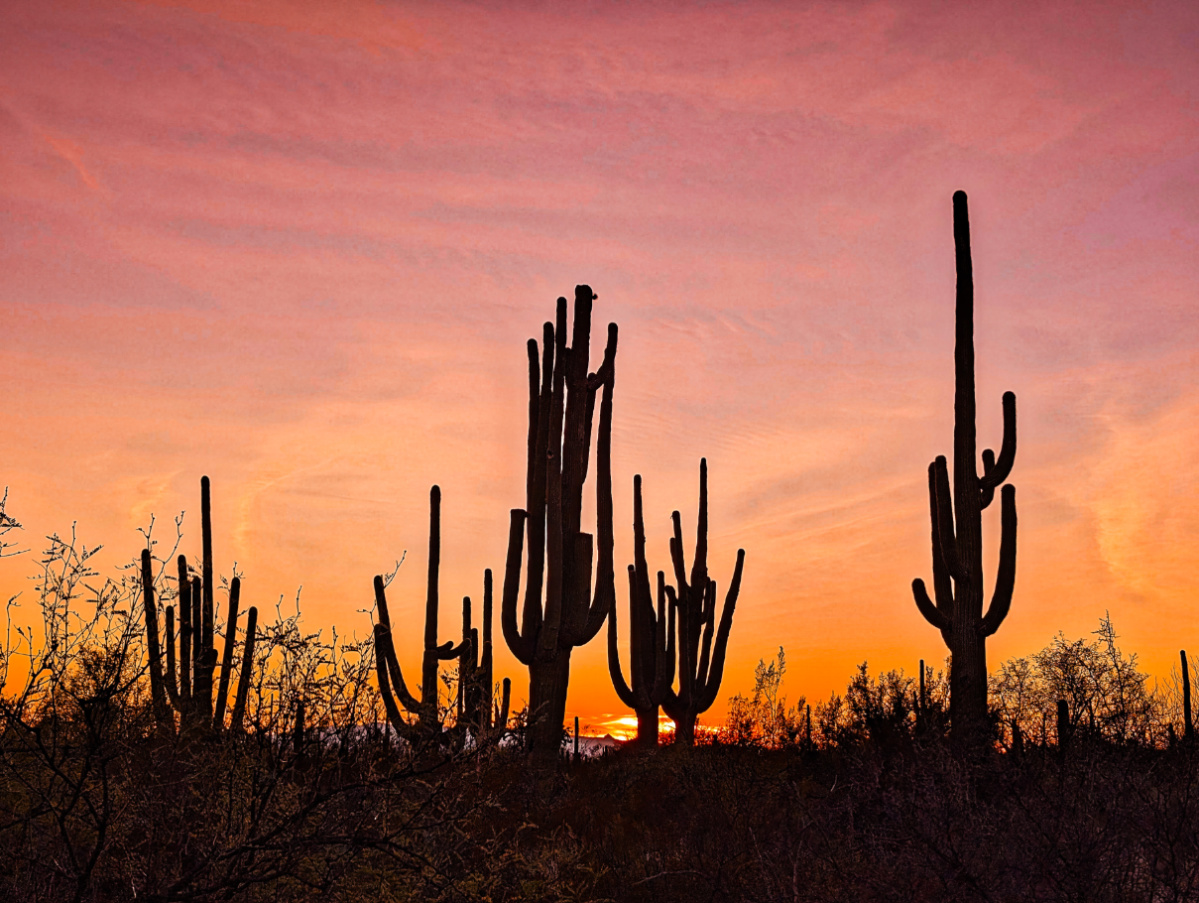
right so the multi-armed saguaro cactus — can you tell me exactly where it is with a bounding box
[142,475,259,734]
[910,190,1017,746]
[373,485,466,745]
[661,459,745,746]
[454,570,511,745]
[502,285,618,756]
[608,475,676,748]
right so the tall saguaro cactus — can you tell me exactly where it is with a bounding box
[502,285,618,757]
[911,191,1017,746]
[661,459,745,746]
[142,475,259,734]
[608,475,676,747]
[373,485,465,745]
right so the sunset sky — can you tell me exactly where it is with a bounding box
[2,0,1197,736]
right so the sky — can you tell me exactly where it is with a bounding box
[1,0,1197,737]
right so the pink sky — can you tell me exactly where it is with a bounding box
[2,0,1197,733]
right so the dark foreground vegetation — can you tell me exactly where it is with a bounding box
[1,527,1196,903]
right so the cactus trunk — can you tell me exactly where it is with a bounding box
[1183,650,1193,743]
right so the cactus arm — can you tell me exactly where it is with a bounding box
[925,465,954,627]
[212,576,241,727]
[191,576,203,709]
[979,392,1017,492]
[696,580,716,693]
[141,549,169,726]
[373,575,421,711]
[660,583,682,719]
[931,457,965,581]
[164,605,180,710]
[374,624,419,742]
[697,549,744,712]
[980,485,1017,637]
[979,449,996,510]
[229,605,257,732]
[660,571,677,691]
[669,513,689,598]
[607,571,638,709]
[912,579,952,631]
[578,322,615,486]
[501,509,535,665]
[561,287,594,535]
[573,328,617,646]
[522,324,553,643]
[436,638,467,661]
[177,555,191,705]
[456,597,471,723]
[496,677,511,732]
[538,303,568,661]
[526,338,540,503]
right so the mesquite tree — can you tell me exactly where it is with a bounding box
[373,485,466,745]
[661,458,745,746]
[502,285,618,757]
[608,474,676,748]
[142,475,259,734]
[911,190,1017,746]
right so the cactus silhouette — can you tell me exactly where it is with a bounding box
[373,485,466,745]
[454,570,511,745]
[661,459,745,746]
[142,476,258,734]
[910,191,1017,747]
[1183,649,1193,743]
[608,474,676,747]
[501,286,618,757]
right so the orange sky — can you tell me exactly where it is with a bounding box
[2,0,1197,736]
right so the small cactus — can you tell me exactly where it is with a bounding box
[142,476,258,734]
[661,459,745,746]
[608,475,676,748]
[454,570,510,745]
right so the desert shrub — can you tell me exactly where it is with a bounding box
[990,614,1161,748]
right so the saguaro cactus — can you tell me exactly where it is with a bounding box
[1182,649,1193,743]
[502,286,618,757]
[455,570,511,744]
[143,476,259,734]
[373,485,465,745]
[661,459,745,746]
[910,191,1017,747]
[608,475,676,747]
